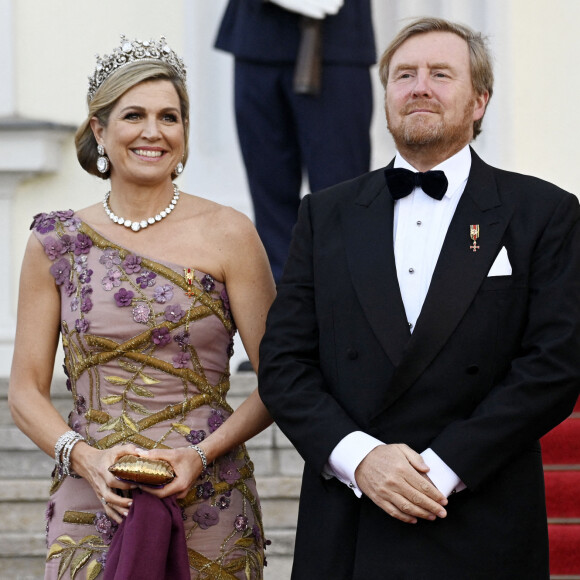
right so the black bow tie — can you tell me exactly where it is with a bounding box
[384,167,448,201]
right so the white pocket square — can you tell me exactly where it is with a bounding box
[488,246,512,277]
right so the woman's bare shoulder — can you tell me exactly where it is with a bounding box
[74,203,110,226]
[183,194,257,240]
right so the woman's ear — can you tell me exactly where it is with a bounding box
[89,117,105,145]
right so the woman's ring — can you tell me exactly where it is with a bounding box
[100,496,107,506]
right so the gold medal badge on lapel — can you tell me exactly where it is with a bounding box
[470,225,480,252]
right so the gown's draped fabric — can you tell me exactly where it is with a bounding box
[103,490,190,580]
[31,211,265,579]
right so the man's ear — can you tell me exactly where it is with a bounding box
[473,90,490,122]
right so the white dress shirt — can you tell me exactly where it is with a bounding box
[325,145,472,497]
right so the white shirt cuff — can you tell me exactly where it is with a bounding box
[323,431,384,497]
[420,448,466,497]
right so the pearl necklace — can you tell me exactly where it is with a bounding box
[103,184,180,232]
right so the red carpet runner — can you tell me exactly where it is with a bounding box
[541,396,580,579]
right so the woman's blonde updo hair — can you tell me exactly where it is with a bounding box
[75,60,190,180]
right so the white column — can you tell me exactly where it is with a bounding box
[0,0,19,375]
[0,0,14,116]
[182,1,252,217]
[0,174,23,376]
[0,125,74,376]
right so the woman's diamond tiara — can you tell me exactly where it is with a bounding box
[87,35,187,102]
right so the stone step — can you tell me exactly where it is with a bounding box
[0,554,47,580]
[0,450,54,480]
[0,532,46,558]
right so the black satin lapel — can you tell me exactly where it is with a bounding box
[341,180,410,367]
[372,153,514,415]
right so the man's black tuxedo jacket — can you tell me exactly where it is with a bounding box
[259,149,580,579]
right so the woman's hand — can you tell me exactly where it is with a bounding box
[71,442,140,524]
[133,447,205,499]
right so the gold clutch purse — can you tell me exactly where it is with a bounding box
[108,455,175,487]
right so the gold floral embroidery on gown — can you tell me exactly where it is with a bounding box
[31,210,266,580]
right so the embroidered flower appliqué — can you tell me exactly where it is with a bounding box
[95,511,118,544]
[234,514,248,532]
[43,236,65,260]
[75,318,90,334]
[186,429,206,445]
[172,351,191,368]
[74,233,93,256]
[99,248,121,269]
[201,274,215,293]
[174,330,190,349]
[123,254,142,274]
[164,304,185,323]
[114,288,134,307]
[132,303,151,324]
[208,409,225,433]
[153,284,174,304]
[101,269,122,291]
[219,459,240,484]
[136,270,156,289]
[31,213,56,233]
[193,505,219,529]
[217,495,231,510]
[196,481,215,500]
[50,258,71,285]
[152,327,171,347]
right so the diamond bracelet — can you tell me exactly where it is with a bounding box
[54,430,85,478]
[189,444,208,471]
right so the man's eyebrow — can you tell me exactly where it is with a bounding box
[428,62,455,71]
[391,62,455,73]
[391,63,417,74]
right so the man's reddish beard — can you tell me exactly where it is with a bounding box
[386,98,475,151]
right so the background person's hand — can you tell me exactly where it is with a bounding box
[269,0,344,19]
